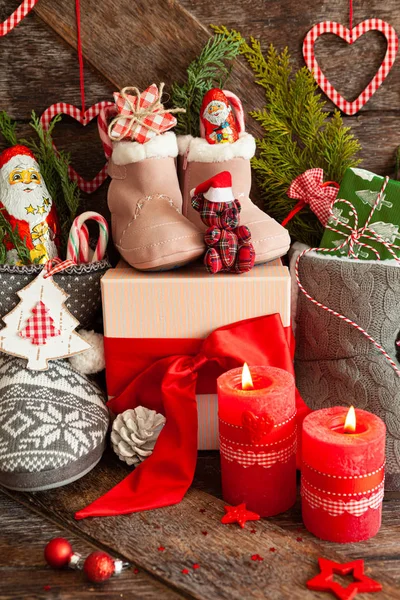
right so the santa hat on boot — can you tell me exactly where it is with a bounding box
[190,171,234,203]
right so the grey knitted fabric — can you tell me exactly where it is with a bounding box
[0,259,110,329]
[0,354,109,491]
[295,252,400,491]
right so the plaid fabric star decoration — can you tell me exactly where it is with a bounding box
[109,84,178,144]
[19,301,61,346]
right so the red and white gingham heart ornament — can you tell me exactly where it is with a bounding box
[303,18,399,115]
[40,102,114,194]
[0,0,38,36]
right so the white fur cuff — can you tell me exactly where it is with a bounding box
[112,132,178,165]
[177,132,256,163]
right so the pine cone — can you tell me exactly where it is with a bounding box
[111,407,166,466]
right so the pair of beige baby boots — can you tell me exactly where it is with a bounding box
[107,110,290,272]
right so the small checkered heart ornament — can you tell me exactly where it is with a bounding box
[242,411,274,443]
[40,102,114,194]
[0,0,38,36]
[303,18,399,115]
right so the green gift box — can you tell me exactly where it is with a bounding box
[319,167,400,260]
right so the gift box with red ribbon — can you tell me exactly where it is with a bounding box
[102,260,292,450]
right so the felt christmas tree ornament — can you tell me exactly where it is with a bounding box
[0,145,60,265]
[178,90,290,264]
[100,85,205,271]
[191,171,255,274]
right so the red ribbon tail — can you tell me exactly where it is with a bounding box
[282,200,306,227]
[75,356,199,519]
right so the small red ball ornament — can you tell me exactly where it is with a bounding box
[84,551,118,582]
[44,538,73,569]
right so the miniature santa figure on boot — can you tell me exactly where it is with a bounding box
[0,145,60,264]
[200,89,239,145]
[191,171,255,274]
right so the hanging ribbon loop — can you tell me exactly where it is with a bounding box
[75,314,310,519]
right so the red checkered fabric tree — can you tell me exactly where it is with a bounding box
[19,301,61,346]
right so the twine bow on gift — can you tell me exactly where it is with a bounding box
[283,168,340,227]
[324,176,400,260]
[295,175,400,377]
[107,83,185,144]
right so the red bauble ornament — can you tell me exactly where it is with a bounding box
[84,551,116,582]
[44,538,73,569]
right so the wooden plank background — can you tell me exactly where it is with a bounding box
[1,0,400,225]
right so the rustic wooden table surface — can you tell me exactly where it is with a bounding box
[1,450,399,600]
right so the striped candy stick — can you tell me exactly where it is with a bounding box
[67,212,109,264]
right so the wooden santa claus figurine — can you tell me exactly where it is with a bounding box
[0,145,59,264]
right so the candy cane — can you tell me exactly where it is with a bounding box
[67,212,109,264]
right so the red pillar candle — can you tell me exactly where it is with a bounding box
[217,365,296,517]
[302,407,386,543]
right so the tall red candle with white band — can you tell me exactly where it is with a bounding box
[302,406,386,543]
[217,364,297,517]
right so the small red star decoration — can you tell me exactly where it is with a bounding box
[43,586,51,592]
[134,568,139,574]
[158,546,165,552]
[221,503,260,529]
[201,531,208,536]
[296,537,303,542]
[199,509,206,514]
[182,568,190,575]
[250,529,257,534]
[269,547,276,553]
[307,558,382,600]
[251,554,264,562]
[193,563,200,570]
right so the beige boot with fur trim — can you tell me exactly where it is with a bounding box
[177,90,290,264]
[108,132,205,271]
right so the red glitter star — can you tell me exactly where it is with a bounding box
[193,563,200,570]
[269,547,276,553]
[296,537,303,542]
[158,546,165,552]
[199,509,206,514]
[307,558,382,600]
[221,503,260,529]
[134,568,139,574]
[251,554,264,562]
[250,529,257,534]
[182,568,190,575]
[201,531,208,536]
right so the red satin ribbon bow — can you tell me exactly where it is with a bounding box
[75,314,310,519]
[283,168,339,227]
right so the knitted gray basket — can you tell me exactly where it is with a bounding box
[294,251,400,491]
[0,260,110,330]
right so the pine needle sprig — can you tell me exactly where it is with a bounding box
[0,112,18,147]
[0,210,33,265]
[212,25,362,246]
[171,33,241,137]
[22,112,81,254]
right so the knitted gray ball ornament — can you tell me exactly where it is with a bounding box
[111,407,166,466]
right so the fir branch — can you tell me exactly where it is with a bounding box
[212,26,362,246]
[0,111,19,146]
[0,210,32,265]
[23,112,81,254]
[171,33,241,136]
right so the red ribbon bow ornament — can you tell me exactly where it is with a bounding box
[283,168,339,227]
[75,315,310,519]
